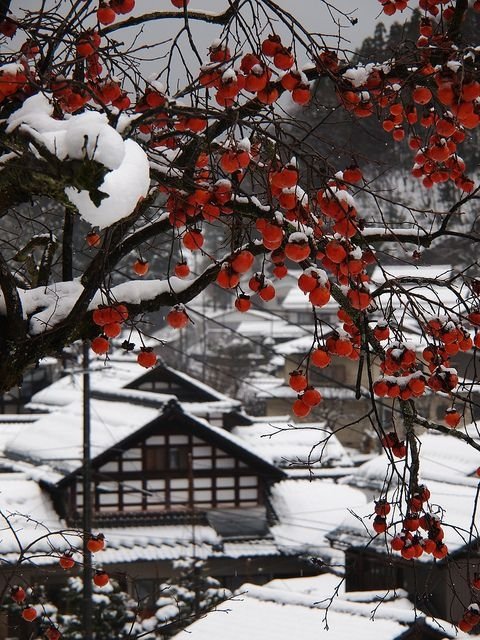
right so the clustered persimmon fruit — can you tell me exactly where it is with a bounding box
[335,30,477,192]
[3,0,476,417]
[197,35,310,109]
[378,0,408,16]
[288,370,323,419]
[381,431,407,459]
[372,313,477,407]
[372,485,449,560]
[216,249,255,290]
[91,304,129,355]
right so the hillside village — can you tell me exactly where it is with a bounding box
[0,264,479,640]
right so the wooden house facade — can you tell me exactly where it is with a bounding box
[57,401,284,527]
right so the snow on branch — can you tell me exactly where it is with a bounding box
[6,93,150,228]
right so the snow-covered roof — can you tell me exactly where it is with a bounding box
[155,364,240,405]
[273,334,316,356]
[240,374,285,395]
[5,397,163,474]
[86,525,221,564]
[188,413,286,479]
[0,415,42,462]
[0,472,80,562]
[154,305,309,345]
[371,264,460,315]
[274,326,429,357]
[192,306,302,327]
[97,528,286,564]
[27,358,148,409]
[0,473,284,564]
[171,577,464,640]
[346,430,480,490]
[4,401,284,481]
[234,319,308,340]
[269,479,367,558]
[28,357,240,412]
[231,422,352,469]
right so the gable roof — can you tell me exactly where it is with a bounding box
[27,357,240,414]
[126,362,240,405]
[26,358,143,410]
[4,401,285,482]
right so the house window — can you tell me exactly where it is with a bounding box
[144,446,167,471]
[168,446,188,470]
[217,489,235,501]
[143,445,189,472]
[123,448,142,459]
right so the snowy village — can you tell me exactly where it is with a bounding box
[1,0,480,639]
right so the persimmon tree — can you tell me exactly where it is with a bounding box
[2,0,480,630]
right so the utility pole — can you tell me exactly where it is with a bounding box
[188,453,200,617]
[82,341,93,640]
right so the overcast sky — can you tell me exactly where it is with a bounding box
[9,0,402,49]
[8,0,405,88]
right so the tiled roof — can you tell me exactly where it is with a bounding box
[170,577,465,640]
